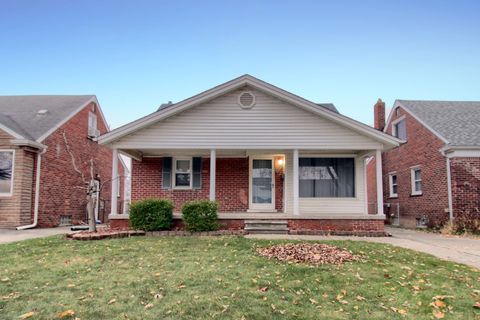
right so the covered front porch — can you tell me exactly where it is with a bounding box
[108,148,386,234]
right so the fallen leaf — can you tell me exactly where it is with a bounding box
[309,298,318,305]
[108,298,117,305]
[434,300,446,308]
[433,311,445,319]
[154,294,163,300]
[67,284,75,288]
[19,311,35,319]
[177,285,186,289]
[258,287,268,292]
[474,302,480,309]
[398,309,407,315]
[58,310,75,318]
[144,303,154,309]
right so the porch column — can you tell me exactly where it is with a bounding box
[375,149,384,216]
[209,149,216,201]
[110,149,119,216]
[293,149,300,215]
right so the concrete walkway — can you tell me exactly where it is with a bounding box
[0,227,72,244]
[246,227,480,269]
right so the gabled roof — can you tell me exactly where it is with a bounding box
[391,100,480,146]
[99,74,401,148]
[0,95,100,142]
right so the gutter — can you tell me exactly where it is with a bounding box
[440,148,454,221]
[17,148,47,230]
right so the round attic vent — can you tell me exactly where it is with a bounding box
[238,91,255,109]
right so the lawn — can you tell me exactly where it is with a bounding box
[0,236,479,319]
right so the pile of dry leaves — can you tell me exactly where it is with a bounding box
[256,243,360,265]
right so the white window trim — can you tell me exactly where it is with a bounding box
[388,172,398,198]
[410,166,422,196]
[173,157,193,189]
[391,115,406,139]
[0,149,15,197]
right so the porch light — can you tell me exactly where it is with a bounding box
[275,157,285,174]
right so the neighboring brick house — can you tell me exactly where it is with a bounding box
[368,99,480,228]
[99,75,402,235]
[0,96,128,228]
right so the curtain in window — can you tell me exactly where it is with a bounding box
[299,158,355,198]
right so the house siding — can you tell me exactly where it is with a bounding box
[376,107,449,228]
[114,86,383,150]
[131,157,284,213]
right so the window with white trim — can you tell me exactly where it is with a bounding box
[411,167,422,195]
[173,158,192,188]
[388,173,398,198]
[392,118,407,140]
[0,150,14,196]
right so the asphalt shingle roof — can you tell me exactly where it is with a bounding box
[0,95,94,141]
[397,100,480,146]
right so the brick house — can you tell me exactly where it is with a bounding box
[99,75,401,235]
[0,96,128,228]
[368,99,480,228]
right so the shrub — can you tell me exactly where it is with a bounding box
[181,200,219,232]
[129,199,173,231]
[440,210,480,235]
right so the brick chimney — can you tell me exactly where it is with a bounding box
[374,98,385,131]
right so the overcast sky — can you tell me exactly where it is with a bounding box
[1,0,479,128]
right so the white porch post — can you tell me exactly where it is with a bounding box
[293,149,300,215]
[209,149,216,201]
[375,149,384,216]
[110,149,119,216]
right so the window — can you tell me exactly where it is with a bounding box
[411,167,422,195]
[0,150,14,196]
[393,118,407,140]
[88,112,97,131]
[389,173,398,197]
[174,158,192,188]
[299,157,355,198]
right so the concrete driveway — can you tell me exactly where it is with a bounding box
[247,227,480,269]
[0,227,72,244]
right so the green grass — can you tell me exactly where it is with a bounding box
[0,236,479,319]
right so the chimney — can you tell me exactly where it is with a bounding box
[374,98,385,131]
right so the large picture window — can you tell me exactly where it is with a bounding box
[0,150,14,196]
[299,157,355,198]
[174,158,192,188]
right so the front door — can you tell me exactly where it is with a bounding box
[249,157,275,211]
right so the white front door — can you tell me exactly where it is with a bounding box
[249,157,275,211]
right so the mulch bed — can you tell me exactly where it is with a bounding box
[256,243,360,265]
[66,228,145,241]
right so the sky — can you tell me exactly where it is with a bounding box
[1,0,479,128]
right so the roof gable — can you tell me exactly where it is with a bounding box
[388,100,480,146]
[0,95,99,142]
[99,75,401,149]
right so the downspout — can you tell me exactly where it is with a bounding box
[17,148,46,230]
[445,156,454,221]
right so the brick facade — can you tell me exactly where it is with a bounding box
[0,102,125,228]
[369,106,450,228]
[450,157,480,216]
[131,157,284,213]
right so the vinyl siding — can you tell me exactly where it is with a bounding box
[285,151,366,215]
[114,86,383,150]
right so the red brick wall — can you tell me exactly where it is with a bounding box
[37,102,124,227]
[450,157,480,217]
[380,107,449,228]
[131,157,284,213]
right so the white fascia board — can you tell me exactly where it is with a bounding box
[98,75,402,148]
[10,139,47,150]
[441,145,480,158]
[385,100,449,144]
[0,123,25,139]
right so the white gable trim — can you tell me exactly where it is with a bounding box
[37,96,109,143]
[98,75,402,148]
[385,100,449,144]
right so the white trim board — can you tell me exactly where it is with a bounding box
[98,75,402,149]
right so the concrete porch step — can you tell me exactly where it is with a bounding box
[244,220,289,234]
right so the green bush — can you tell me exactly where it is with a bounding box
[181,200,219,232]
[129,199,173,231]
